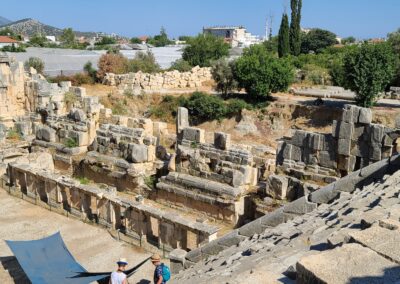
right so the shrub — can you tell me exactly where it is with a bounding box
[226,99,252,116]
[183,92,227,124]
[147,27,174,47]
[24,57,45,74]
[211,58,238,96]
[7,128,21,141]
[64,92,78,110]
[130,37,142,44]
[302,64,331,85]
[97,52,128,80]
[169,59,192,72]
[1,43,26,52]
[182,34,230,67]
[144,175,157,189]
[112,100,128,115]
[64,137,78,148]
[234,45,294,100]
[83,61,97,82]
[126,51,160,73]
[73,73,94,85]
[343,43,397,107]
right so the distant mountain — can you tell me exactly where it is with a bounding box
[0,18,97,38]
[0,16,12,26]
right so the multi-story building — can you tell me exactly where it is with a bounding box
[203,26,261,47]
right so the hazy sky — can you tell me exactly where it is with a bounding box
[2,0,400,39]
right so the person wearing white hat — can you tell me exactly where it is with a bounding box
[109,258,128,284]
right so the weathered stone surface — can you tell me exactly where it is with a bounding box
[182,127,205,143]
[129,144,148,163]
[266,174,289,200]
[214,132,231,150]
[177,107,189,132]
[297,244,400,284]
[358,108,372,124]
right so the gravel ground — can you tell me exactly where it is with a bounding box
[0,188,168,284]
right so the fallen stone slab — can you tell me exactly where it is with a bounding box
[297,243,400,284]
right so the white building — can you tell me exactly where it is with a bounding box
[0,36,20,48]
[203,26,261,47]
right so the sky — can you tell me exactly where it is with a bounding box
[2,0,400,39]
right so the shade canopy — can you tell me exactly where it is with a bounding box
[6,232,111,284]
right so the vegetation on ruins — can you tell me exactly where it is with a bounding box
[234,44,294,99]
[64,137,78,148]
[342,42,397,107]
[147,27,174,47]
[182,34,230,67]
[7,128,21,141]
[168,59,192,72]
[111,99,129,115]
[97,52,128,79]
[126,51,160,73]
[83,61,98,83]
[211,58,239,96]
[289,0,302,55]
[76,176,90,185]
[144,175,157,189]
[63,92,78,110]
[278,13,290,58]
[24,57,44,74]
[300,28,338,54]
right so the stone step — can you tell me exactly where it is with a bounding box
[296,243,400,284]
[348,219,400,264]
[159,172,243,198]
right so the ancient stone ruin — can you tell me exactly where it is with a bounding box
[103,66,213,94]
[1,53,400,283]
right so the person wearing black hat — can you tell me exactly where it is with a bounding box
[109,258,128,284]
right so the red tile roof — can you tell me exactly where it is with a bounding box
[0,36,19,43]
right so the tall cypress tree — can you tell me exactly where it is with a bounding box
[278,13,290,57]
[290,0,302,55]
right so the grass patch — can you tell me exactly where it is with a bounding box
[76,176,90,185]
[144,175,157,189]
[7,128,21,141]
[64,137,78,148]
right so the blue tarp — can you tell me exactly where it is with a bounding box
[6,232,108,284]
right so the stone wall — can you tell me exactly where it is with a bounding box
[271,104,399,200]
[156,108,258,224]
[7,161,219,252]
[103,66,213,94]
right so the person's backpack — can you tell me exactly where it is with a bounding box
[161,264,171,282]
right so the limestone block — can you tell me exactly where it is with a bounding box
[297,244,400,284]
[358,108,372,124]
[291,130,308,147]
[352,125,365,141]
[37,126,56,142]
[369,145,382,161]
[177,107,189,132]
[332,120,339,138]
[182,127,205,143]
[147,145,156,162]
[266,174,289,200]
[153,121,168,137]
[291,145,302,162]
[337,138,351,156]
[318,151,336,169]
[338,122,353,139]
[214,132,231,150]
[129,144,148,163]
[69,108,87,122]
[370,124,384,144]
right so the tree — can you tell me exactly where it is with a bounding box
[290,0,302,55]
[126,51,160,73]
[83,61,97,82]
[342,36,356,45]
[97,53,128,80]
[29,33,47,47]
[263,36,278,54]
[148,27,173,47]
[388,28,400,54]
[211,58,238,96]
[234,44,294,100]
[301,28,337,54]
[24,57,45,74]
[182,34,230,67]
[183,92,227,124]
[130,37,142,44]
[278,13,290,57]
[343,43,397,107]
[169,59,192,72]
[95,36,116,45]
[59,28,75,45]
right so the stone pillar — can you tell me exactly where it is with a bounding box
[176,107,189,134]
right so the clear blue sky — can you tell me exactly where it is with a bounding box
[2,0,400,39]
